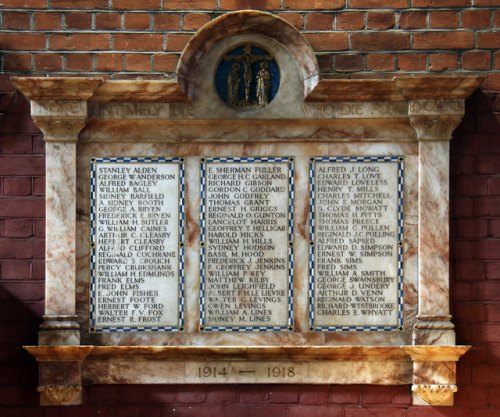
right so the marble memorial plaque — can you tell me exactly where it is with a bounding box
[90,157,185,332]
[310,156,404,331]
[200,157,294,331]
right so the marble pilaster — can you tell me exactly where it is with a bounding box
[12,79,102,406]
[396,77,482,408]
[394,79,481,347]
[27,95,100,344]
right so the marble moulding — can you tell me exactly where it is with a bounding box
[12,10,483,407]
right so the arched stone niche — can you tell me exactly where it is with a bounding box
[189,33,306,119]
[12,10,483,409]
[177,10,319,100]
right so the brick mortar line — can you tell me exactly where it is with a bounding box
[4,50,499,55]
[2,28,497,34]
[2,70,177,75]
[179,12,185,30]
[1,7,499,12]
[314,28,496,32]
[6,68,497,74]
[60,11,66,29]
[149,13,154,31]
[0,68,469,73]
[29,11,35,30]
[0,11,496,29]
[61,53,67,71]
[4,51,182,54]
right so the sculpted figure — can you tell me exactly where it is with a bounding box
[256,62,271,108]
[224,44,272,106]
[227,63,241,108]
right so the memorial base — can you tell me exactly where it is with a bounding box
[25,346,94,406]
[24,345,469,406]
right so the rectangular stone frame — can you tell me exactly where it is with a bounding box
[309,155,405,332]
[199,156,294,333]
[89,156,185,333]
[13,75,482,407]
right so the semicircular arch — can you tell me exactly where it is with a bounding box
[176,10,319,98]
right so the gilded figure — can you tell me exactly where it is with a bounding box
[256,62,271,108]
[227,63,241,108]
[224,44,272,106]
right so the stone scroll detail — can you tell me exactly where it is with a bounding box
[38,385,82,405]
[90,157,185,332]
[412,384,458,406]
[32,117,87,142]
[309,156,404,332]
[200,157,294,332]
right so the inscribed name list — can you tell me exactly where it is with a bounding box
[202,159,292,330]
[91,160,183,331]
[311,158,403,329]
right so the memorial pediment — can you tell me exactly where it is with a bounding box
[13,10,483,408]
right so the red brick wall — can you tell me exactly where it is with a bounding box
[0,1,499,87]
[0,1,499,416]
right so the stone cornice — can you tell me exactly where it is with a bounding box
[306,79,405,102]
[11,76,483,104]
[11,77,103,100]
[394,76,484,99]
[92,80,189,103]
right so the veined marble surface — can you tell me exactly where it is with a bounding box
[74,141,418,347]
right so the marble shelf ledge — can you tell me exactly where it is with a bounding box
[25,344,413,362]
[24,345,470,362]
[307,76,483,102]
[305,79,406,102]
[88,345,410,361]
[11,77,104,100]
[24,344,470,361]
[395,76,485,99]
[92,80,190,103]
[12,75,483,104]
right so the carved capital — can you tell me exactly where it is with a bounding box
[408,114,464,141]
[412,384,457,406]
[32,116,87,142]
[38,384,82,406]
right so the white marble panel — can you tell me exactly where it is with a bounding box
[311,157,403,330]
[90,160,183,331]
[201,158,292,331]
